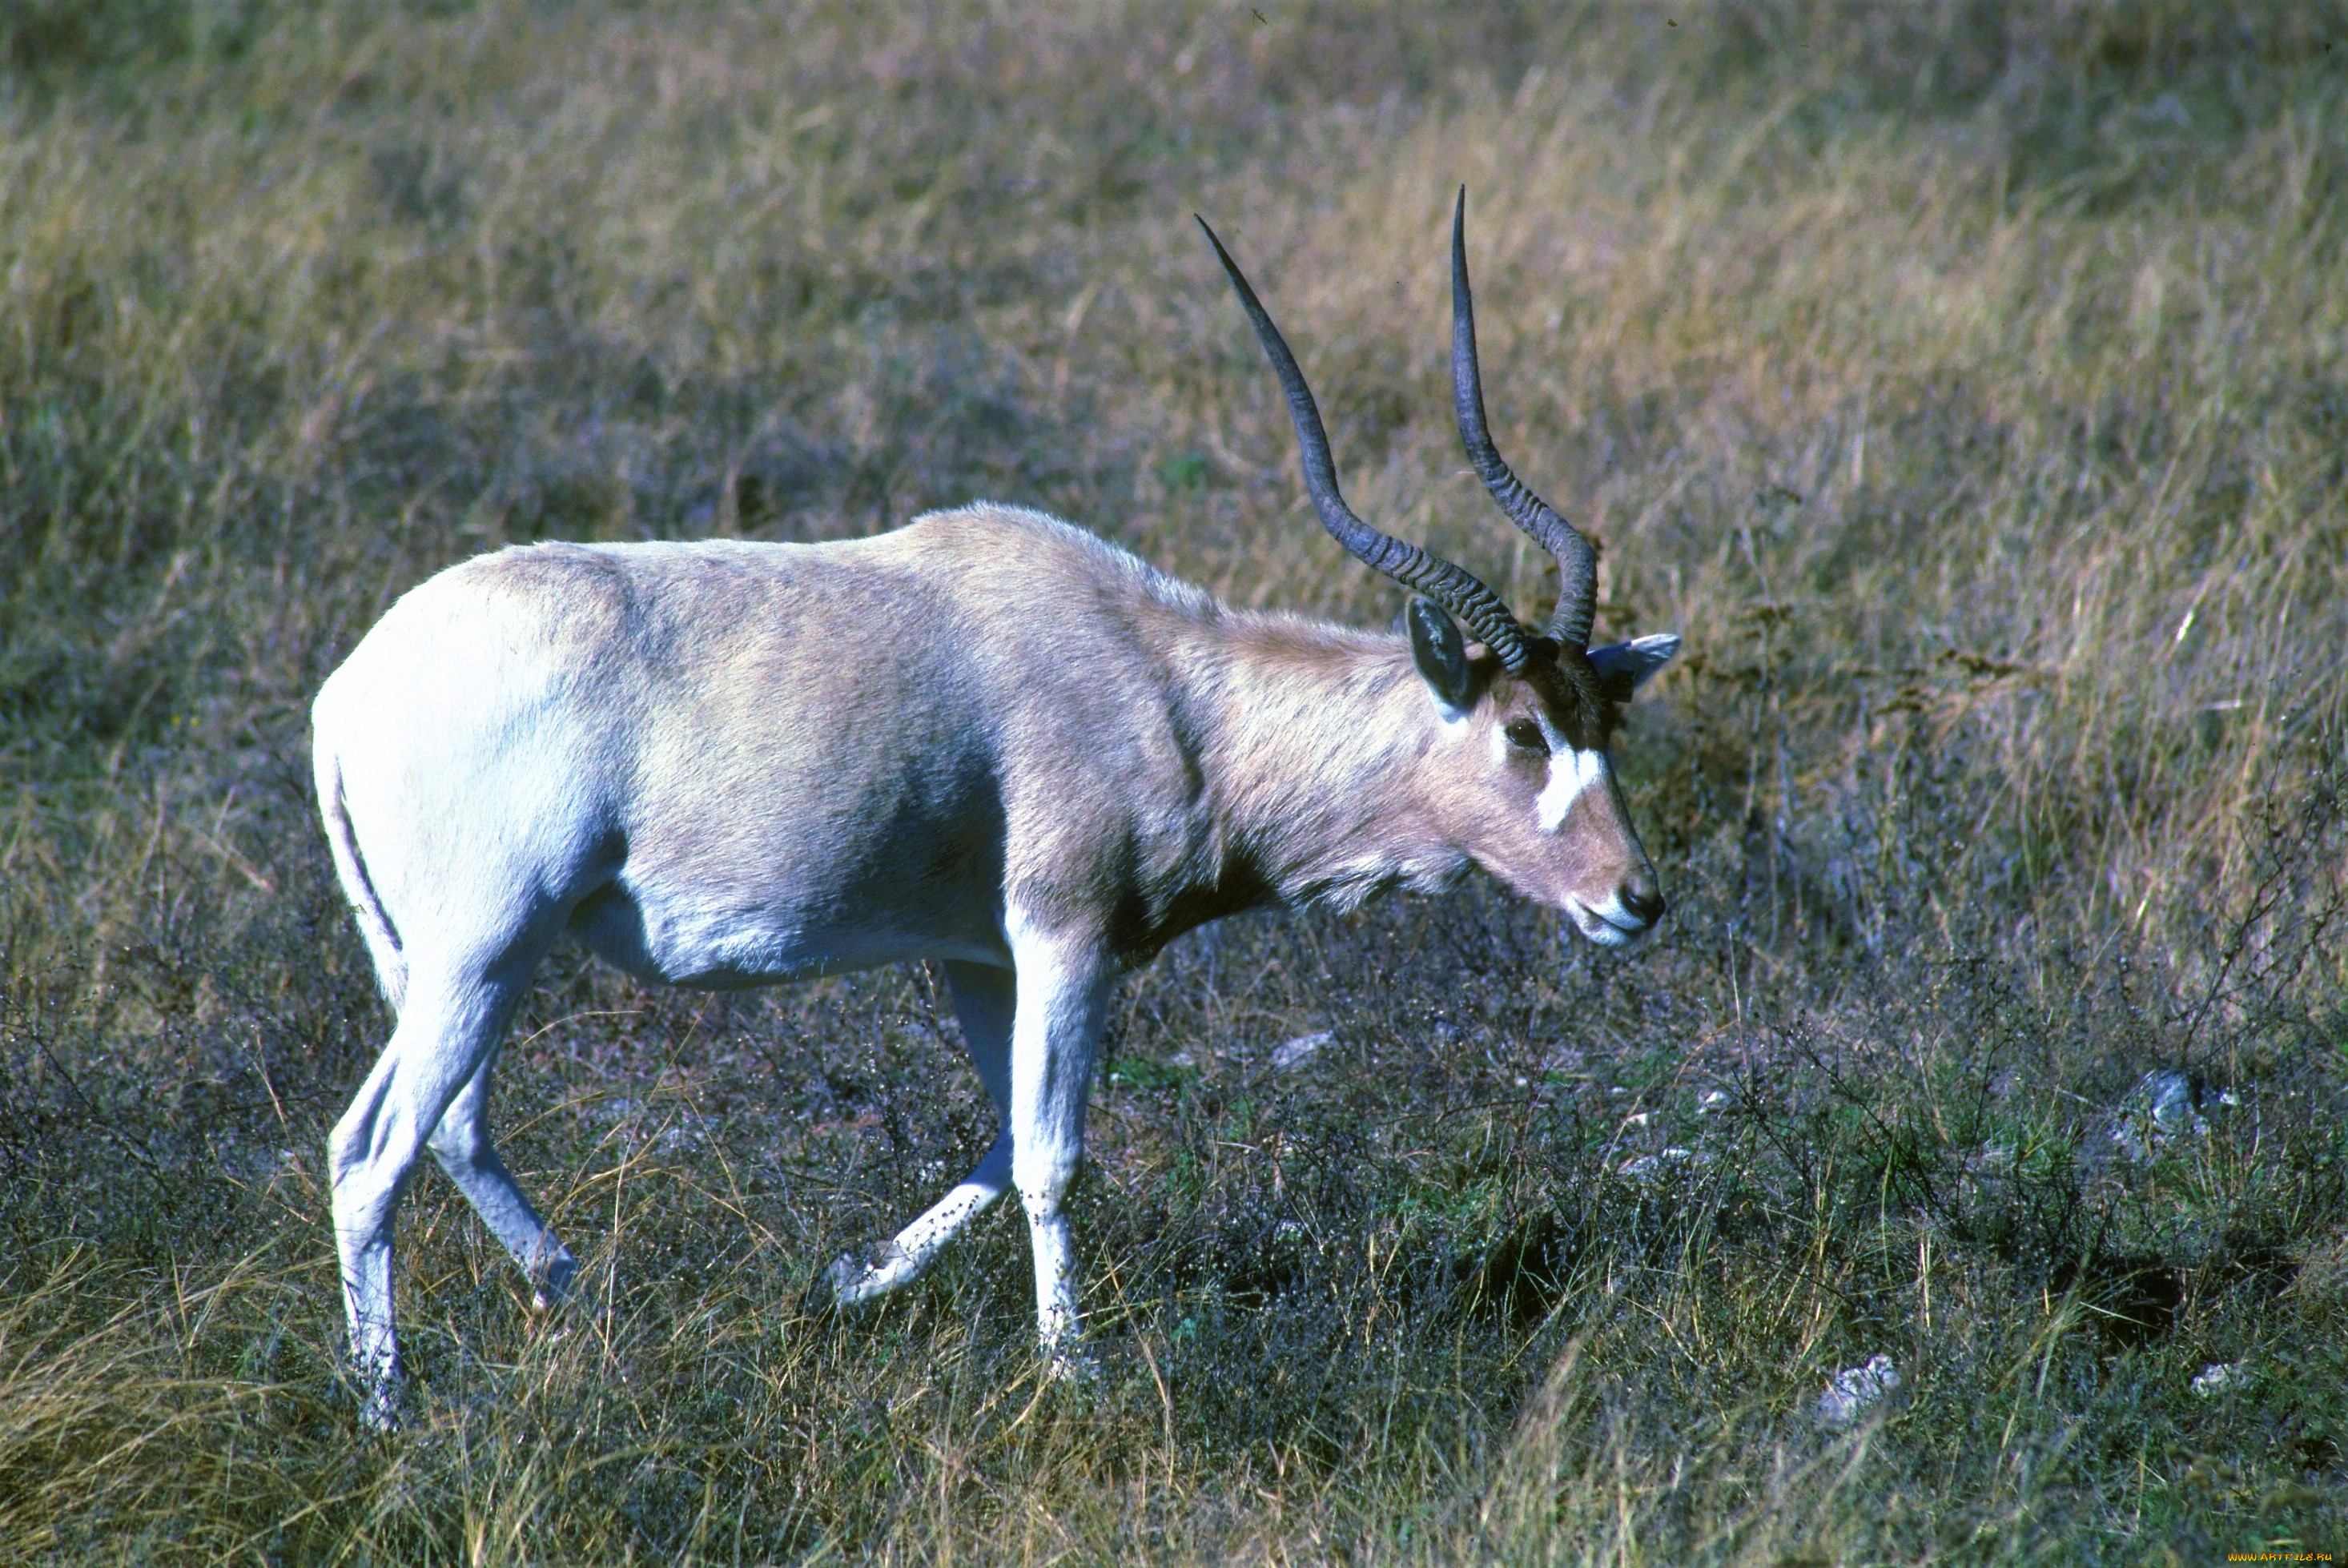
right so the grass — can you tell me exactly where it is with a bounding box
[2,0,2345,1559]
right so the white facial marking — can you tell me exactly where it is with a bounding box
[1537,747,1609,834]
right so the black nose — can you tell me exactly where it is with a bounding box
[1618,879,1666,927]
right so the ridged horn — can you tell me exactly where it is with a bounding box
[1449,187,1598,651]
[1196,215,1534,673]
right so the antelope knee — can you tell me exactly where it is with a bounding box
[327,1115,373,1191]
[1013,1146,1081,1214]
[426,1118,486,1171]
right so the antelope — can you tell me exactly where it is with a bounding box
[312,191,1679,1429]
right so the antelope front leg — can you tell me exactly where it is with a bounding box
[826,960,1018,1307]
[826,1134,1010,1305]
[1006,921,1112,1374]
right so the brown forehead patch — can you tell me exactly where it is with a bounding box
[1519,640,1620,749]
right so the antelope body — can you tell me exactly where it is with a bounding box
[314,195,1679,1428]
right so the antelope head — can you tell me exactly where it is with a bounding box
[1200,191,1680,948]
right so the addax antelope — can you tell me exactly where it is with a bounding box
[312,191,1679,1428]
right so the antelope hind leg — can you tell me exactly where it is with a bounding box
[427,1049,577,1309]
[330,951,541,1431]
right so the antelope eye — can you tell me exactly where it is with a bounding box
[1503,718,1549,754]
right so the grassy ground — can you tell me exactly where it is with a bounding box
[2,1,2346,1560]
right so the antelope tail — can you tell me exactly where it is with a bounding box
[315,746,408,1013]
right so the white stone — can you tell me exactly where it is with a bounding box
[1814,1354,1901,1429]
[2102,1069,2214,1162]
[2191,1362,2244,1397]
[1622,1147,1695,1183]
[1270,1031,1334,1071]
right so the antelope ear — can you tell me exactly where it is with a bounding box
[1405,598,1476,721]
[1587,633,1680,702]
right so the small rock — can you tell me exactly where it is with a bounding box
[2139,1070,2207,1129]
[1697,1089,1731,1116]
[1622,1147,1695,1183]
[1167,1049,1196,1068]
[1622,1110,1653,1128]
[2191,1361,2245,1397]
[1270,1031,1334,1071]
[2101,1069,2217,1163]
[1813,1355,1901,1429]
